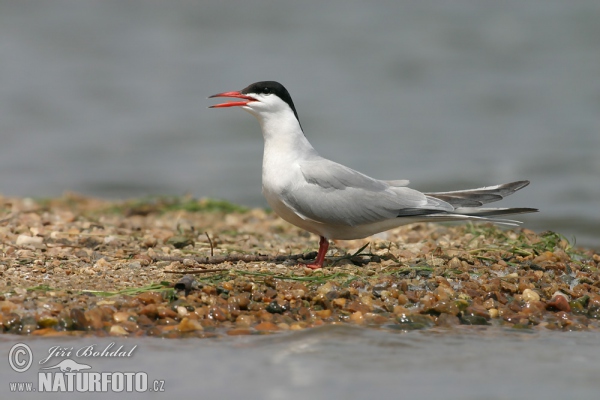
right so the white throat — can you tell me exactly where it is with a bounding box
[243,106,316,159]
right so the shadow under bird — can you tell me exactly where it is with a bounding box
[210,81,537,269]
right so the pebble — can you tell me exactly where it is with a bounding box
[16,235,44,247]
[176,306,189,317]
[177,317,203,332]
[109,325,129,336]
[547,293,571,313]
[522,289,541,303]
[113,312,131,323]
[209,307,227,321]
[227,328,253,336]
[236,315,254,327]
[349,311,365,324]
[254,322,280,331]
[0,195,599,338]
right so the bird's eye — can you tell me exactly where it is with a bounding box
[263,87,272,95]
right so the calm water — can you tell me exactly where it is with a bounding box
[2,326,600,399]
[1,1,600,397]
[1,0,599,248]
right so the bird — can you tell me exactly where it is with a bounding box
[209,81,537,269]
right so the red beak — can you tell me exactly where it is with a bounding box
[209,91,257,108]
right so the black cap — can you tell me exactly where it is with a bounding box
[241,81,300,123]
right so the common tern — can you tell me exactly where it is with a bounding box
[210,81,537,269]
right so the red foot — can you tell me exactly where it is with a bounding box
[305,263,323,270]
[303,236,329,269]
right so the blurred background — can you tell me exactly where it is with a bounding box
[1,0,598,248]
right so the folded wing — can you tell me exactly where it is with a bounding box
[280,158,454,226]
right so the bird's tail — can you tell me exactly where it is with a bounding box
[423,180,537,226]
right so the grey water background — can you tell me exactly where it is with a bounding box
[1,0,599,248]
[1,1,600,399]
[2,327,600,400]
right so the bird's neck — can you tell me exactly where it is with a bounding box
[257,112,317,159]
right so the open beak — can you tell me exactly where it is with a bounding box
[209,91,257,108]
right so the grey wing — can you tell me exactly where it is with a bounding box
[280,158,453,226]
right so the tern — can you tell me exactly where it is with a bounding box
[210,81,537,269]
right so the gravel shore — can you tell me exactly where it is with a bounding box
[1,194,599,337]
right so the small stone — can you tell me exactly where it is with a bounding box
[37,315,59,328]
[16,235,44,247]
[364,313,388,324]
[396,294,409,305]
[587,295,600,319]
[176,306,189,317]
[139,304,158,319]
[136,315,154,326]
[332,298,346,308]
[437,313,460,327]
[349,311,365,324]
[314,309,332,319]
[137,292,163,305]
[119,321,139,333]
[522,288,540,303]
[109,325,129,336]
[346,301,370,314]
[113,312,131,323]
[266,300,285,314]
[208,306,227,322]
[177,317,203,332]
[227,329,253,336]
[447,257,462,269]
[157,307,178,319]
[234,293,251,309]
[546,293,571,313]
[389,314,434,331]
[500,281,518,293]
[70,308,88,330]
[317,281,337,295]
[0,300,17,313]
[84,309,104,330]
[236,315,254,327]
[254,321,280,331]
[459,314,489,325]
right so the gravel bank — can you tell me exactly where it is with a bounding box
[1,194,599,337]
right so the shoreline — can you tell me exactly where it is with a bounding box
[1,194,599,337]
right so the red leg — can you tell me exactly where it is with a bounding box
[305,236,329,269]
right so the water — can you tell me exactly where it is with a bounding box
[0,0,599,248]
[1,1,600,397]
[2,326,600,399]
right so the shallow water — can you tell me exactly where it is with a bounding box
[1,0,599,248]
[2,325,600,399]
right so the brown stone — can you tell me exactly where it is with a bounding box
[139,304,158,319]
[227,329,253,336]
[209,306,227,322]
[254,321,280,331]
[546,295,571,312]
[177,317,203,332]
[137,292,163,305]
[314,309,332,319]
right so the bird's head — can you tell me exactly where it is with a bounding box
[209,81,300,123]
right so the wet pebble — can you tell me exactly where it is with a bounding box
[547,293,571,313]
[254,322,280,331]
[177,317,203,332]
[522,288,541,303]
[109,325,129,336]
